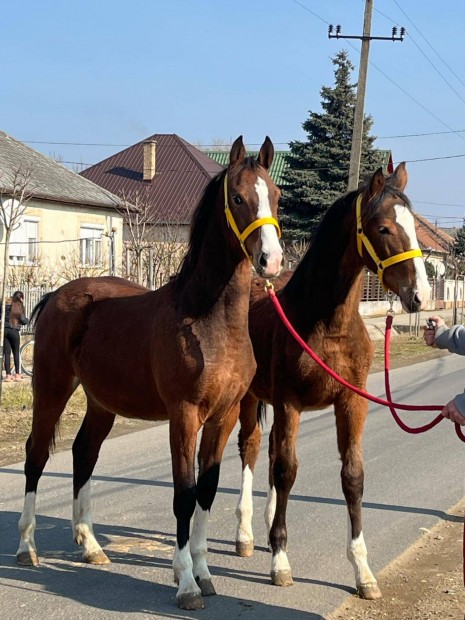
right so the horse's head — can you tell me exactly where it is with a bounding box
[225,136,283,278]
[357,163,430,312]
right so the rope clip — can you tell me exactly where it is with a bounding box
[386,291,395,316]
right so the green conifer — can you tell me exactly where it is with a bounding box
[281,50,382,241]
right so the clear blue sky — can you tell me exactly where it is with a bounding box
[4,0,465,227]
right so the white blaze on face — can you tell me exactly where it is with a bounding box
[254,177,283,275]
[394,204,431,308]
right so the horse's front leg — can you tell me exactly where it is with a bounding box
[235,393,262,557]
[191,404,240,595]
[335,394,381,600]
[170,406,203,610]
[267,402,300,587]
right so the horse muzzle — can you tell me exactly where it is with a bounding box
[255,249,283,278]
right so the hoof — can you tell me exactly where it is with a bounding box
[358,582,382,600]
[197,578,216,597]
[17,550,39,566]
[83,550,111,565]
[236,540,254,557]
[177,592,205,610]
[271,569,293,587]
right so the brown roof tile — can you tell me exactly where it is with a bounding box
[80,134,224,222]
[414,212,455,254]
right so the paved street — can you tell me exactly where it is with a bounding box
[1,354,465,619]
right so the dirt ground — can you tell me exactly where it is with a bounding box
[1,334,464,619]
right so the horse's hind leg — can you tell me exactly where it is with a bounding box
[335,394,381,600]
[267,402,300,587]
[72,402,115,564]
[235,393,262,557]
[191,404,240,597]
[17,373,78,566]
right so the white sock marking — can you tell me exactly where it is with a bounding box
[191,503,211,582]
[17,492,37,557]
[173,541,202,599]
[73,481,104,557]
[346,515,377,586]
[235,465,254,544]
[264,485,277,540]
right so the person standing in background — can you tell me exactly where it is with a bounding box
[1,290,28,382]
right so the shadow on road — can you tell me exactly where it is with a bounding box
[0,511,326,619]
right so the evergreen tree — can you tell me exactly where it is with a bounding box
[280,50,382,241]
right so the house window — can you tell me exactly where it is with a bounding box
[9,218,39,264]
[80,226,103,266]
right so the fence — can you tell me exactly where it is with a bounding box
[3,273,463,332]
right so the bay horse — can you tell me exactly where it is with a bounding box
[16,136,283,610]
[235,163,431,599]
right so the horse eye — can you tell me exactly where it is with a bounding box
[233,195,243,205]
[379,226,390,235]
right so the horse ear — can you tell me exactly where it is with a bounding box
[390,162,408,192]
[367,168,385,200]
[229,136,246,167]
[257,136,274,170]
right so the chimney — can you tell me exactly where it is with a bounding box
[143,140,157,181]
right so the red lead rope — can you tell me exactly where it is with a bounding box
[266,287,465,442]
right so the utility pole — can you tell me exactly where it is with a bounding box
[329,0,405,191]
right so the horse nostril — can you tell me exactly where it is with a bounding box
[259,253,268,268]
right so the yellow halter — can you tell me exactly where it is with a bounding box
[224,174,281,261]
[355,194,423,289]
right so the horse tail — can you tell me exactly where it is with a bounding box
[29,291,55,328]
[257,400,267,428]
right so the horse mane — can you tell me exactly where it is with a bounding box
[175,157,263,292]
[283,179,412,308]
[175,172,224,290]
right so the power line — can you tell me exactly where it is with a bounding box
[291,0,465,144]
[378,129,465,139]
[17,127,465,150]
[391,0,465,91]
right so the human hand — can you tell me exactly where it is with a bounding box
[422,315,445,346]
[441,399,465,425]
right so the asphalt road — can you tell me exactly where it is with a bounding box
[1,354,464,620]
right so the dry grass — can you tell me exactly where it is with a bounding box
[0,334,448,467]
[0,384,152,467]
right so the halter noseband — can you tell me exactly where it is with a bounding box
[224,173,281,261]
[356,194,423,289]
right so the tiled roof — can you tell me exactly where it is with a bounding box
[0,130,122,209]
[206,150,289,186]
[80,134,224,223]
[415,212,455,254]
[207,149,394,186]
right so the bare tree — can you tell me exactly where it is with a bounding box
[0,166,34,398]
[7,253,61,289]
[283,239,309,270]
[117,189,189,288]
[117,189,156,284]
[57,245,110,282]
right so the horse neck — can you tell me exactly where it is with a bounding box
[281,199,363,328]
[176,193,252,318]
